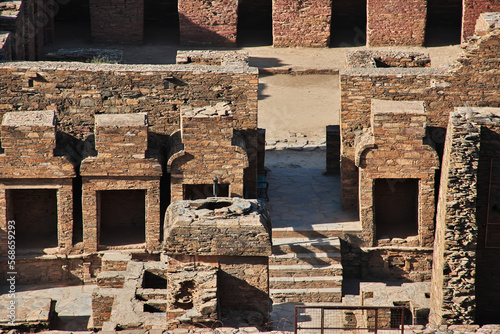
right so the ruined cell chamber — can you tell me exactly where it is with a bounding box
[90,197,272,330]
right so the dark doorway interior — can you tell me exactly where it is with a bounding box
[99,190,146,246]
[52,0,91,47]
[374,179,419,239]
[144,0,179,44]
[425,0,462,46]
[8,189,58,249]
[183,184,230,200]
[237,0,272,46]
[330,0,366,47]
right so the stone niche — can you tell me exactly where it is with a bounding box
[164,197,272,328]
[167,104,249,202]
[81,113,162,253]
[355,100,439,247]
[0,110,75,255]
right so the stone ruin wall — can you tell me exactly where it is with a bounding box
[463,0,500,41]
[0,60,259,198]
[178,0,238,46]
[272,0,332,47]
[366,0,427,46]
[89,0,144,44]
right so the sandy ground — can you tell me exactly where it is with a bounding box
[265,150,326,170]
[44,24,464,141]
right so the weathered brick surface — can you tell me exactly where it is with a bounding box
[463,0,500,42]
[429,110,481,325]
[367,0,427,46]
[169,109,249,201]
[0,111,75,255]
[272,0,332,47]
[89,0,144,44]
[178,0,238,46]
[356,101,439,247]
[91,292,115,328]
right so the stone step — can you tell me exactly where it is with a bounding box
[270,275,342,289]
[269,263,343,277]
[272,226,362,239]
[270,252,341,266]
[270,288,343,303]
[272,237,341,254]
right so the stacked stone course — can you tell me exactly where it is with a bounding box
[367,0,427,46]
[272,0,332,47]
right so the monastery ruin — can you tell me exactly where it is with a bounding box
[1,0,500,333]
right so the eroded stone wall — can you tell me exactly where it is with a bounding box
[463,0,500,42]
[367,0,427,46]
[89,0,144,44]
[272,0,332,47]
[178,0,238,46]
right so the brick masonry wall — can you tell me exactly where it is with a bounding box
[89,0,144,44]
[0,61,259,198]
[356,102,439,247]
[272,0,332,47]
[429,111,480,325]
[462,0,500,42]
[178,0,238,46]
[169,115,248,201]
[361,248,433,282]
[366,0,427,46]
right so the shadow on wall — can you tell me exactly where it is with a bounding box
[178,14,235,46]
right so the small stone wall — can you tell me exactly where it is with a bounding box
[367,0,427,46]
[178,0,238,46]
[272,0,332,47]
[45,48,124,64]
[345,50,431,68]
[89,0,144,44]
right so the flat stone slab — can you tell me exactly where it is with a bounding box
[2,110,56,127]
[0,296,55,327]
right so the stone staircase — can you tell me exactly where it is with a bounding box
[269,235,343,303]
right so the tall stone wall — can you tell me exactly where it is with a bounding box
[89,0,144,44]
[272,0,332,47]
[429,110,481,325]
[178,0,238,46]
[366,0,427,46]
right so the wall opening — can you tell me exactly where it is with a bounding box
[7,189,58,249]
[183,184,230,200]
[330,0,366,47]
[425,0,462,46]
[237,0,272,46]
[52,0,91,45]
[98,190,146,247]
[144,0,179,44]
[374,179,418,240]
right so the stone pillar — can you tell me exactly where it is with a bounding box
[89,0,144,43]
[367,0,426,46]
[178,0,238,46]
[272,0,332,47]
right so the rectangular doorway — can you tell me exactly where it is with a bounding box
[7,189,58,249]
[98,190,146,246]
[374,179,418,239]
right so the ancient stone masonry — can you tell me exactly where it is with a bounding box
[429,109,482,326]
[178,0,238,46]
[367,0,427,46]
[80,113,162,253]
[0,110,75,255]
[168,104,249,202]
[164,197,272,327]
[89,0,144,44]
[355,100,439,247]
[463,1,500,42]
[345,50,431,69]
[272,0,332,47]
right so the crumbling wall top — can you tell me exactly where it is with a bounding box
[95,112,147,127]
[2,110,55,127]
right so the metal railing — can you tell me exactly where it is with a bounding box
[295,305,407,334]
